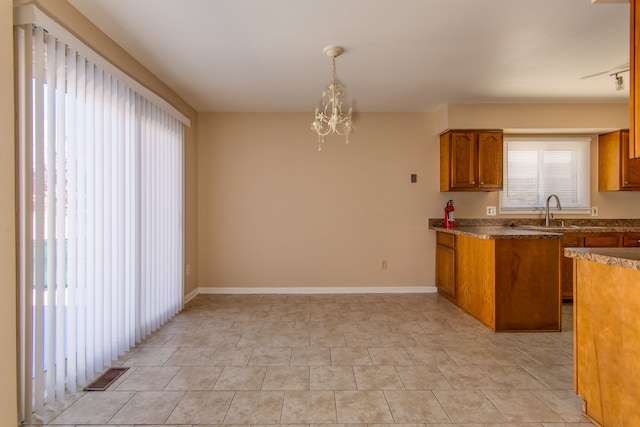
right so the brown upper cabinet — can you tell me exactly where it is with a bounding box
[440,130,503,191]
[598,130,640,191]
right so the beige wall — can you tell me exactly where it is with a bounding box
[1,0,18,423]
[198,113,439,288]
[197,104,639,290]
[26,0,199,296]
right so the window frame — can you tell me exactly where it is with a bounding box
[499,136,592,215]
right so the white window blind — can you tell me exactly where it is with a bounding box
[500,137,591,214]
[16,24,184,423]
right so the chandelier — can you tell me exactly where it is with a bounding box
[311,45,354,151]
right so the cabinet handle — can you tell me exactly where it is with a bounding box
[472,181,476,184]
[480,182,484,185]
[625,181,630,184]
[637,240,640,244]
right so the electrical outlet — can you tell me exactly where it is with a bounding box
[486,206,497,216]
[381,260,388,270]
[591,206,599,217]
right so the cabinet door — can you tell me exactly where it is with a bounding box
[621,130,640,188]
[477,132,503,190]
[435,232,456,301]
[450,132,477,190]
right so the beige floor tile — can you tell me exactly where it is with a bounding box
[115,366,180,390]
[482,389,565,423]
[330,347,373,365]
[124,347,177,366]
[531,389,588,423]
[163,347,216,366]
[272,331,311,347]
[109,391,184,424]
[443,347,500,365]
[405,347,456,366]
[396,366,453,390]
[203,331,243,347]
[353,366,404,390]
[213,366,266,390]
[248,347,292,365]
[290,347,331,365]
[311,331,347,347]
[433,389,506,424]
[223,391,284,424]
[210,347,253,366]
[368,347,414,365]
[384,390,450,423]
[344,331,382,347]
[377,330,420,345]
[310,366,357,390]
[236,332,274,347]
[49,391,134,425]
[165,366,223,390]
[165,390,234,424]
[281,390,337,423]
[438,365,502,390]
[523,364,575,390]
[262,366,310,390]
[481,365,550,389]
[335,390,394,423]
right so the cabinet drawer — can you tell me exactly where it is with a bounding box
[584,234,621,247]
[436,232,456,248]
[623,233,640,247]
[562,234,583,247]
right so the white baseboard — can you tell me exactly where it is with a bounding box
[191,286,437,296]
[183,287,200,304]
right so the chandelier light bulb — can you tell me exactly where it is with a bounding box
[311,45,355,151]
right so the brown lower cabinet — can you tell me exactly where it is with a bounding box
[562,232,640,300]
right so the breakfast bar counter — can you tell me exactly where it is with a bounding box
[431,225,562,332]
[564,247,640,426]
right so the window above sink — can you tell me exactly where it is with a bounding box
[500,136,591,215]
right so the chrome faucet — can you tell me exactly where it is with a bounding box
[545,194,562,227]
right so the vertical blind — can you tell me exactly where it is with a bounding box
[16,24,184,422]
[500,137,591,214]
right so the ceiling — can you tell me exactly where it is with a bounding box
[68,0,631,113]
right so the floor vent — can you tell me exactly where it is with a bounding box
[83,367,129,391]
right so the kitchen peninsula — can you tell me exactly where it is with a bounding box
[564,247,640,426]
[430,222,562,332]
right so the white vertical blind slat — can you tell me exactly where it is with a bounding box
[65,46,78,392]
[75,54,87,387]
[33,26,46,415]
[45,31,57,406]
[54,38,67,402]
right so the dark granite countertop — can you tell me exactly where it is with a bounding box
[564,247,640,271]
[430,225,563,240]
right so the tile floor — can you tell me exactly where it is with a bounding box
[41,293,592,426]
